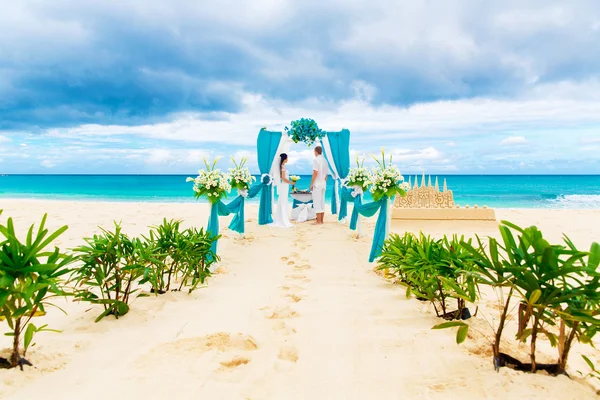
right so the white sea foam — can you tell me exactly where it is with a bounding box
[546,194,600,209]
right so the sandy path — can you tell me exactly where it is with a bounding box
[0,201,598,399]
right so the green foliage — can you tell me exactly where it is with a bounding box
[71,223,149,322]
[72,219,220,322]
[579,355,600,394]
[379,232,479,319]
[141,219,218,294]
[0,210,72,369]
[457,221,600,374]
[284,118,325,146]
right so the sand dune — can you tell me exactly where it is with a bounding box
[0,200,599,399]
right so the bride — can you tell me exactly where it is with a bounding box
[271,153,295,228]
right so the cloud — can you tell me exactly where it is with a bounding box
[3,0,600,129]
[146,149,172,165]
[2,1,600,174]
[500,136,528,146]
[41,159,56,168]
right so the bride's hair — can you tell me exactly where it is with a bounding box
[279,153,288,171]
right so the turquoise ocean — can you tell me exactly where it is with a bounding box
[1,175,600,209]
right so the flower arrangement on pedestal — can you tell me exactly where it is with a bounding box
[285,118,325,146]
[186,158,231,203]
[369,149,410,201]
[346,157,371,193]
[228,157,255,193]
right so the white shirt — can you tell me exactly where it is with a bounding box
[312,155,328,189]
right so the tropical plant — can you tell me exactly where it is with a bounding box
[71,223,149,322]
[0,211,73,369]
[379,232,478,320]
[284,118,325,146]
[141,218,181,294]
[186,158,232,203]
[435,221,600,374]
[141,220,219,294]
[175,226,219,292]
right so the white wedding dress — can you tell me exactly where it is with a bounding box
[271,167,293,228]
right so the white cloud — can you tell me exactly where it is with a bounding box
[500,136,528,146]
[146,149,172,165]
[42,79,600,154]
[41,159,56,168]
[0,135,10,143]
[390,147,443,162]
[20,143,28,147]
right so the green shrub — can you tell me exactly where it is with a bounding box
[0,211,73,369]
[436,221,600,374]
[142,219,219,294]
[72,219,220,322]
[71,223,149,322]
[379,232,478,320]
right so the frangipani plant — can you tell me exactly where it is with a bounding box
[228,157,255,192]
[369,149,410,201]
[187,158,232,203]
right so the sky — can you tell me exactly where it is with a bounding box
[0,0,599,175]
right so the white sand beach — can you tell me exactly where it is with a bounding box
[1,200,599,399]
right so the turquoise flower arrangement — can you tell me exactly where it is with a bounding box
[284,118,325,146]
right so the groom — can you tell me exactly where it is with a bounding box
[310,145,329,224]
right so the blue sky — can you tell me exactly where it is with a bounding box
[0,0,599,174]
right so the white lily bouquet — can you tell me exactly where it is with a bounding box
[369,149,410,201]
[346,157,371,193]
[187,158,232,203]
[228,157,255,191]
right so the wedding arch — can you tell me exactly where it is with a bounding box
[254,120,351,225]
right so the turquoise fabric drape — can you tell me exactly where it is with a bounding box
[292,198,313,209]
[320,130,351,219]
[340,186,355,224]
[206,195,247,259]
[341,189,360,230]
[207,202,220,258]
[217,195,245,234]
[257,129,282,225]
[353,195,390,262]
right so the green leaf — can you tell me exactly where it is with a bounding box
[24,323,36,351]
[432,321,467,329]
[457,325,469,344]
[528,289,542,306]
[582,355,596,371]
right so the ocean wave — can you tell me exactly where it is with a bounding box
[546,194,600,209]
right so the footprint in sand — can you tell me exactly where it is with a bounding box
[281,256,289,261]
[137,332,258,369]
[294,264,311,271]
[266,306,299,319]
[219,355,251,369]
[272,320,297,335]
[285,293,303,303]
[286,273,309,282]
[287,260,295,266]
[278,345,299,362]
[280,285,305,292]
